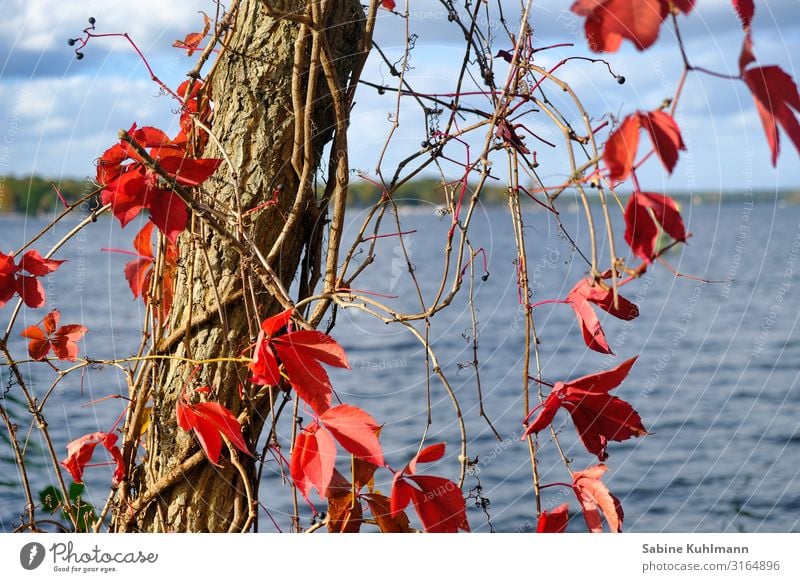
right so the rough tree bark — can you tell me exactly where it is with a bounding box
[115,0,365,532]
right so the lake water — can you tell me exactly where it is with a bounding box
[1,197,799,533]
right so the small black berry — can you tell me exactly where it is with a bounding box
[67,38,76,46]
[88,17,96,25]
[75,52,84,60]
[377,86,385,95]
[481,273,490,282]
[617,75,626,85]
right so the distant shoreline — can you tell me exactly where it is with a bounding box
[2,174,798,215]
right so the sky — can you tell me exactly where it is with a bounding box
[0,0,799,193]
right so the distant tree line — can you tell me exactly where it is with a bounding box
[0,176,94,215]
[0,174,796,215]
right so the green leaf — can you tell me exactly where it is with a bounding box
[72,502,97,533]
[39,485,64,513]
[68,482,85,501]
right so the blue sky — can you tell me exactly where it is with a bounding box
[0,0,799,192]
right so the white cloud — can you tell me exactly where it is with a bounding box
[0,0,209,53]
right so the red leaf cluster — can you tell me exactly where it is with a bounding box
[21,310,87,362]
[249,308,349,415]
[604,110,685,182]
[123,222,179,320]
[572,464,624,532]
[0,249,64,309]
[176,397,251,466]
[390,443,470,533]
[566,272,639,354]
[522,356,646,461]
[624,191,687,263]
[97,122,221,243]
[290,404,384,500]
[573,0,694,53]
[62,431,125,486]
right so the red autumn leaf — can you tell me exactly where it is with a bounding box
[381,0,396,10]
[18,249,64,276]
[732,0,754,30]
[176,399,251,466]
[391,474,470,533]
[522,356,646,461]
[318,404,384,466]
[671,0,695,14]
[407,442,446,474]
[624,191,687,263]
[147,190,189,245]
[290,405,385,501]
[289,421,337,500]
[61,431,125,486]
[568,274,639,321]
[496,119,530,155]
[638,110,685,175]
[537,503,570,533]
[0,249,65,309]
[390,442,470,533]
[573,0,667,53]
[157,156,222,187]
[743,65,800,166]
[20,310,88,362]
[121,222,179,320]
[604,115,640,182]
[259,308,293,336]
[0,253,16,307]
[174,80,213,148]
[173,12,212,56]
[565,273,639,354]
[572,464,624,533]
[249,309,349,416]
[569,296,613,354]
[124,222,155,299]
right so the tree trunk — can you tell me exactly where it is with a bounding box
[117,0,364,532]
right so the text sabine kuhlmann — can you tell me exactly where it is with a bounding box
[642,543,749,555]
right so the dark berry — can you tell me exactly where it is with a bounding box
[88,17,96,24]
[75,52,84,60]
[67,38,76,46]
[481,273,490,282]
[617,76,626,85]
[377,86,385,95]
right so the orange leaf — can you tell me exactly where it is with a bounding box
[572,464,624,533]
[364,493,413,533]
[20,309,87,362]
